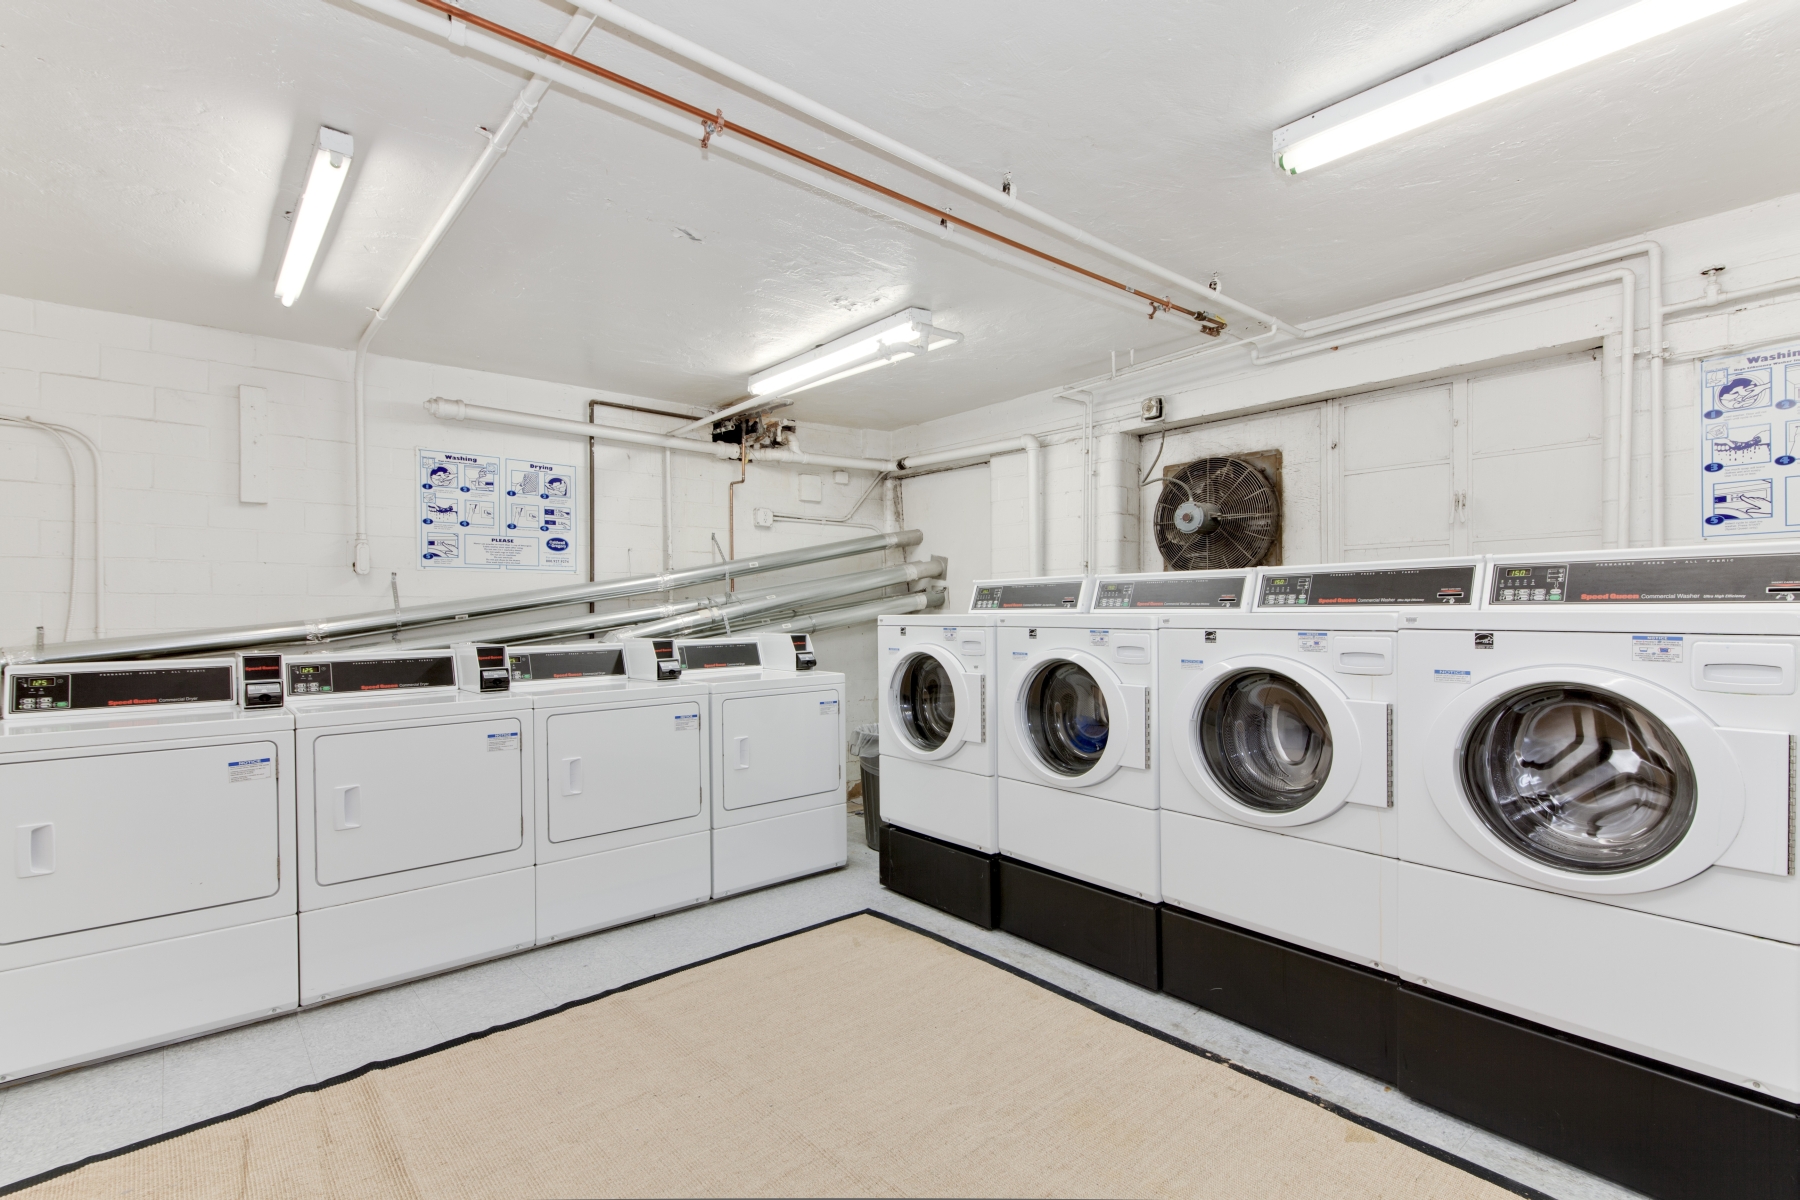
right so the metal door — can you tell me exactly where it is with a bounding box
[312,718,523,885]
[0,741,281,943]
[718,689,841,810]
[546,701,703,841]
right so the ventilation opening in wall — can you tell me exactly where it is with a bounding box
[1154,450,1282,571]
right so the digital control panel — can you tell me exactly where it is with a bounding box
[1091,575,1245,610]
[287,655,455,695]
[1489,555,1800,604]
[508,647,624,681]
[9,665,234,714]
[239,654,285,709]
[970,580,1083,610]
[1258,565,1475,607]
[679,641,760,670]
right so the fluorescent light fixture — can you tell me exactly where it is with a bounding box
[1273,0,1751,175]
[275,126,355,306]
[748,307,961,397]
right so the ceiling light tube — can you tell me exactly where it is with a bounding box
[1272,0,1751,175]
[748,307,941,396]
[276,126,355,306]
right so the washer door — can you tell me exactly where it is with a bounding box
[1008,649,1144,788]
[885,645,979,763]
[1425,666,1751,894]
[1173,653,1383,826]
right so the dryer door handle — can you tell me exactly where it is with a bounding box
[334,785,362,831]
[563,756,584,796]
[734,735,751,769]
[15,823,53,877]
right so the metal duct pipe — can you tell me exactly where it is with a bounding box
[608,557,945,641]
[708,590,941,637]
[3,528,922,666]
[896,435,1042,577]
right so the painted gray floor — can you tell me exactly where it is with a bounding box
[0,812,1643,1199]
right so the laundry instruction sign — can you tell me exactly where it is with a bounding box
[1699,339,1800,539]
[418,449,577,572]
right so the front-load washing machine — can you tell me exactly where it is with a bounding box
[1155,557,1480,1081]
[876,575,1090,926]
[1394,546,1800,1197]
[506,640,715,943]
[630,632,847,897]
[286,647,535,1005]
[0,657,297,1081]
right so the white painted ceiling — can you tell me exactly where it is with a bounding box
[4,0,1797,429]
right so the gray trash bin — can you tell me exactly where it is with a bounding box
[851,723,880,851]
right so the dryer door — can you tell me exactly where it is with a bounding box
[718,687,842,810]
[1426,666,1783,894]
[1174,654,1385,826]
[1007,649,1144,788]
[546,700,703,842]
[886,644,980,763]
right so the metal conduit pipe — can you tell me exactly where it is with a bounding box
[606,557,945,641]
[895,435,1041,576]
[728,591,938,637]
[3,528,921,666]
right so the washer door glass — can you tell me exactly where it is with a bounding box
[1025,661,1109,776]
[1462,685,1697,873]
[897,653,957,751]
[1199,670,1334,812]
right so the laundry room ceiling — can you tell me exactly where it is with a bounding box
[4,0,1798,429]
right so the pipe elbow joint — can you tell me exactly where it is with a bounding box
[425,397,465,420]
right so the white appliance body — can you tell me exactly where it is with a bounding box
[287,650,535,1005]
[995,608,1160,900]
[1397,548,1800,1102]
[1156,559,1480,971]
[0,660,297,1082]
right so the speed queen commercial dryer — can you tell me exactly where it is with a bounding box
[508,641,715,943]
[0,656,297,1082]
[877,574,1090,926]
[286,647,535,1005]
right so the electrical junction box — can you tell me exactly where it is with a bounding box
[753,507,774,529]
[833,470,851,485]
[798,474,824,503]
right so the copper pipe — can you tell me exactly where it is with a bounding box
[406,0,1226,332]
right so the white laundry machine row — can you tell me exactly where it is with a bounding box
[1156,558,1480,1082]
[628,631,847,898]
[504,641,716,944]
[0,656,298,1083]
[875,575,1092,930]
[285,647,536,1006]
[1392,547,1800,1200]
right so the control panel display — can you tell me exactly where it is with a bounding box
[1490,555,1800,603]
[287,656,455,695]
[11,666,233,713]
[1092,575,1245,609]
[240,654,285,708]
[509,647,624,681]
[970,581,1083,610]
[679,642,760,670]
[1259,566,1475,607]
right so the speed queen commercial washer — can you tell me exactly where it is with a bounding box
[877,575,1090,926]
[0,657,297,1082]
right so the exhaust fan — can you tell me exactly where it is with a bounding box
[1153,455,1280,571]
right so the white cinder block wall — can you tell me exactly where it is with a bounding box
[0,294,908,731]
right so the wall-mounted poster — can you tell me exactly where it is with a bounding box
[1699,340,1800,539]
[418,449,577,572]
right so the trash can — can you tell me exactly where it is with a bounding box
[851,723,881,851]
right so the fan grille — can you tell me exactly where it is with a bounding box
[1153,456,1279,571]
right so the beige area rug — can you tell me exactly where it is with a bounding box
[14,913,1529,1199]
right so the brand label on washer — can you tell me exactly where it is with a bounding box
[1179,658,1206,670]
[1631,634,1684,663]
[819,699,839,717]
[1297,632,1328,653]
[1012,650,1029,658]
[673,713,699,731]
[887,646,900,653]
[487,731,520,751]
[1433,669,1472,685]
[227,757,272,783]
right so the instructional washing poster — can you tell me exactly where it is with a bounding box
[418,449,577,572]
[1699,340,1800,539]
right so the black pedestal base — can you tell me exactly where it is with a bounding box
[996,858,1159,989]
[877,825,998,929]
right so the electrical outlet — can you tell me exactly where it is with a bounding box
[1142,395,1165,421]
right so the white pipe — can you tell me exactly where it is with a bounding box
[662,446,674,573]
[1056,393,1097,574]
[348,8,597,574]
[2,416,105,639]
[1617,270,1637,550]
[574,0,1292,335]
[749,440,899,473]
[1023,435,1044,577]
[1664,274,1800,315]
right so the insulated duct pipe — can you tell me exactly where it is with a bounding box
[3,528,921,666]
[349,9,599,574]
[700,590,940,638]
[605,557,945,641]
[426,397,899,472]
[895,435,1041,576]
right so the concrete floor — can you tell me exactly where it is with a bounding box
[0,812,1642,1199]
